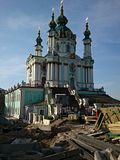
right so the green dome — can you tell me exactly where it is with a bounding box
[56,5,68,26]
[49,19,56,30]
[56,15,68,26]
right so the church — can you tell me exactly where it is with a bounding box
[5,2,117,121]
[26,4,94,90]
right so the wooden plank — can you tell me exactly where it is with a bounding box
[68,139,94,160]
[108,123,120,127]
[38,149,80,160]
[77,134,120,156]
[71,138,97,153]
[88,130,109,137]
[107,123,120,134]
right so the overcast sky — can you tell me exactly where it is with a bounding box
[0,0,120,100]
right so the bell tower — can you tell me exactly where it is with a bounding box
[83,18,94,89]
[83,17,92,58]
[47,8,57,55]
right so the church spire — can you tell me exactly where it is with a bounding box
[83,17,91,40]
[83,17,92,58]
[35,30,43,56]
[49,8,56,30]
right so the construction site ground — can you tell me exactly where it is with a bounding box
[0,116,120,160]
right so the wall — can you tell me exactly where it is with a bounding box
[5,87,44,119]
[5,89,21,118]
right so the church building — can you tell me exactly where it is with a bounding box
[26,5,94,90]
[5,2,110,121]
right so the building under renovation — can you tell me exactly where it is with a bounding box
[5,2,119,122]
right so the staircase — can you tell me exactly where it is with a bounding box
[45,86,82,116]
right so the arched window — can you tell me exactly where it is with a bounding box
[66,43,70,52]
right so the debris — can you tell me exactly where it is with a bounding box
[94,148,118,160]
[11,138,37,144]
[0,116,12,126]
[88,129,109,137]
[0,115,120,159]
[111,136,120,143]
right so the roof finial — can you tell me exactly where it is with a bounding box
[38,30,40,37]
[52,7,54,16]
[60,0,63,7]
[85,17,89,31]
[60,0,64,15]
[86,17,88,24]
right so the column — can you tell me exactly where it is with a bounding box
[87,68,89,83]
[34,64,37,81]
[91,67,93,83]
[85,68,87,83]
[52,37,55,54]
[55,63,58,81]
[38,64,40,82]
[64,65,67,81]
[33,64,35,82]
[82,67,85,83]
[47,63,50,80]
[49,63,51,80]
[51,63,53,80]
[59,64,62,84]
[89,68,91,83]
[32,65,34,82]
[52,63,55,81]
[89,68,92,83]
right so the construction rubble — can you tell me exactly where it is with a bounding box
[0,106,120,160]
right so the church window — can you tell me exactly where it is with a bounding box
[66,43,70,52]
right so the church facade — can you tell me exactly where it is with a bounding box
[26,4,94,91]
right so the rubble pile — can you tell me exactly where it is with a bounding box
[0,113,120,159]
[0,117,74,159]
